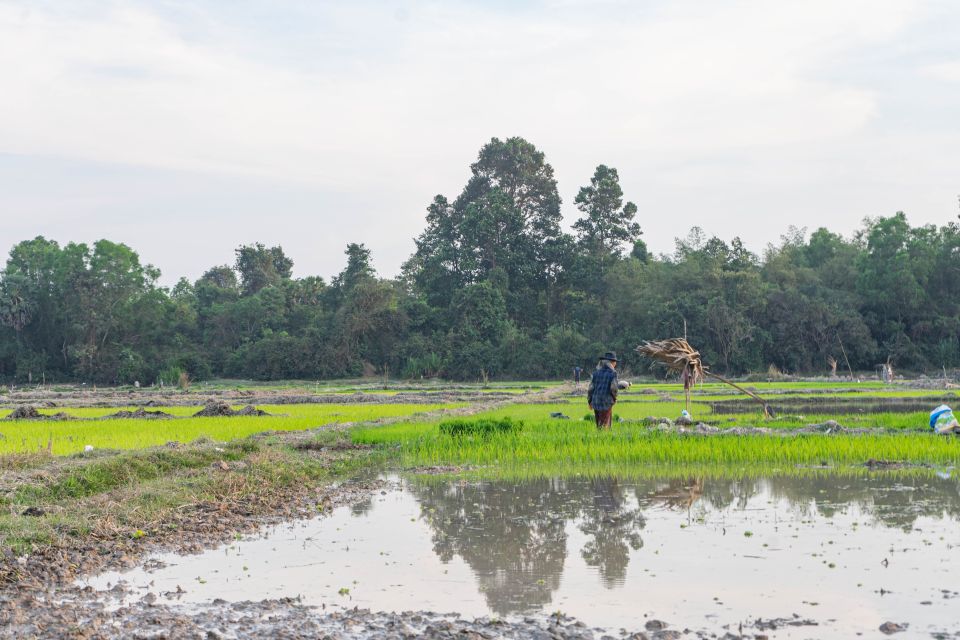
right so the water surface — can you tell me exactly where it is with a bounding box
[85,472,960,637]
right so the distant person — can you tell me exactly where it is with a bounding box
[588,351,619,430]
[573,365,582,388]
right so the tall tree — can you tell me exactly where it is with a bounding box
[234,243,293,295]
[332,243,375,294]
[409,137,565,328]
[573,165,640,256]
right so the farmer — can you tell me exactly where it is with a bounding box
[573,365,583,388]
[588,351,619,430]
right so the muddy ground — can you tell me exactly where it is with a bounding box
[0,592,839,640]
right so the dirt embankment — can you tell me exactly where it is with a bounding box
[1,443,383,592]
[0,384,530,411]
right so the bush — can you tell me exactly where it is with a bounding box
[156,365,185,387]
[438,417,522,438]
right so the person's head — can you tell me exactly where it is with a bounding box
[600,351,618,368]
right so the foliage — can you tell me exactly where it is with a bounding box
[1,138,959,381]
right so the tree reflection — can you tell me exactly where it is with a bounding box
[578,478,645,588]
[406,472,960,616]
[412,479,574,615]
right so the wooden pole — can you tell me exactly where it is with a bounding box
[704,371,775,418]
[837,334,855,380]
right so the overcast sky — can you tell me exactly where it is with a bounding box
[1,0,958,285]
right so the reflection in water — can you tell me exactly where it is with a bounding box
[698,474,960,531]
[410,472,960,616]
[415,479,571,615]
[84,470,960,636]
[578,478,644,588]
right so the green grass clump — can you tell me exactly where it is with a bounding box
[438,417,522,438]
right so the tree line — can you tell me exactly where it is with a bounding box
[2,137,959,383]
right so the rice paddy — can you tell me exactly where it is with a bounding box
[3,379,959,467]
[350,381,960,473]
[0,403,465,456]
[353,419,960,470]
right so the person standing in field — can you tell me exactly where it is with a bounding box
[573,365,582,389]
[588,351,619,430]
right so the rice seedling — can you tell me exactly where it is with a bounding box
[352,418,960,470]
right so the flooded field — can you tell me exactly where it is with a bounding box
[86,472,960,638]
[706,395,958,416]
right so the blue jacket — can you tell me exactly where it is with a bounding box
[588,365,619,411]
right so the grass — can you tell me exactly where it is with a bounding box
[352,418,960,471]
[0,403,465,455]
[0,434,374,560]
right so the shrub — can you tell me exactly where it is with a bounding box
[439,417,522,438]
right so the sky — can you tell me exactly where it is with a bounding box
[1,0,958,286]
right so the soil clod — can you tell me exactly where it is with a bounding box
[879,621,908,634]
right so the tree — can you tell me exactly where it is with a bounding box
[631,239,650,263]
[446,282,511,379]
[0,273,35,334]
[569,165,641,338]
[331,243,375,294]
[234,243,293,295]
[409,137,564,328]
[573,165,640,257]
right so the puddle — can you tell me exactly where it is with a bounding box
[84,473,960,637]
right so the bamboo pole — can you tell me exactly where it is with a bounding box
[704,371,775,418]
[636,337,776,419]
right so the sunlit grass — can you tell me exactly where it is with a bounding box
[353,418,960,468]
[0,403,465,455]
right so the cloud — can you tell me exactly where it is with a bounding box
[0,0,957,282]
[0,1,920,182]
[923,60,960,82]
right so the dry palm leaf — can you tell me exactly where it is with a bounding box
[636,338,706,391]
[636,337,775,418]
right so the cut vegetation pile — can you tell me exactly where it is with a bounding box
[3,406,74,421]
[193,401,271,417]
[105,408,174,420]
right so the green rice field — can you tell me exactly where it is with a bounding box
[0,403,465,456]
[353,419,960,470]
[350,381,960,472]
